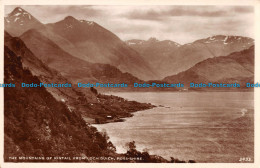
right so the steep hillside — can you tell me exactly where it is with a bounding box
[5,31,86,101]
[19,29,142,85]
[4,45,116,161]
[5,45,173,162]
[45,16,158,80]
[5,31,154,123]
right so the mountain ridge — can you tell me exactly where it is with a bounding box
[163,45,254,89]
[126,35,254,79]
[5,7,158,80]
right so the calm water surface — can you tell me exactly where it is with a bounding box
[94,92,254,163]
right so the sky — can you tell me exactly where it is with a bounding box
[5,5,254,44]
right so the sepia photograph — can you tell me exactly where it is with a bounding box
[0,0,259,167]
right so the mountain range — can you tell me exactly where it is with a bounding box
[5,7,157,80]
[127,36,254,79]
[5,7,255,83]
[4,6,255,87]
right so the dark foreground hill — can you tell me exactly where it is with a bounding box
[4,45,114,160]
[4,45,180,163]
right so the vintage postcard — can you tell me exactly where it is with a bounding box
[0,0,259,168]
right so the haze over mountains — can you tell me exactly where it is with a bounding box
[4,7,255,87]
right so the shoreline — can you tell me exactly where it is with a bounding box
[91,104,156,124]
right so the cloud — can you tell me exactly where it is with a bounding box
[124,9,163,21]
[123,6,253,21]
[233,6,254,13]
[4,5,254,44]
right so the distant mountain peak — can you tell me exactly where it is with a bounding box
[8,7,32,19]
[64,16,77,21]
[148,37,159,42]
[5,7,37,25]
[55,16,81,29]
[161,40,181,47]
[5,7,44,36]
[195,35,254,46]
[57,17,96,29]
[11,7,25,13]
